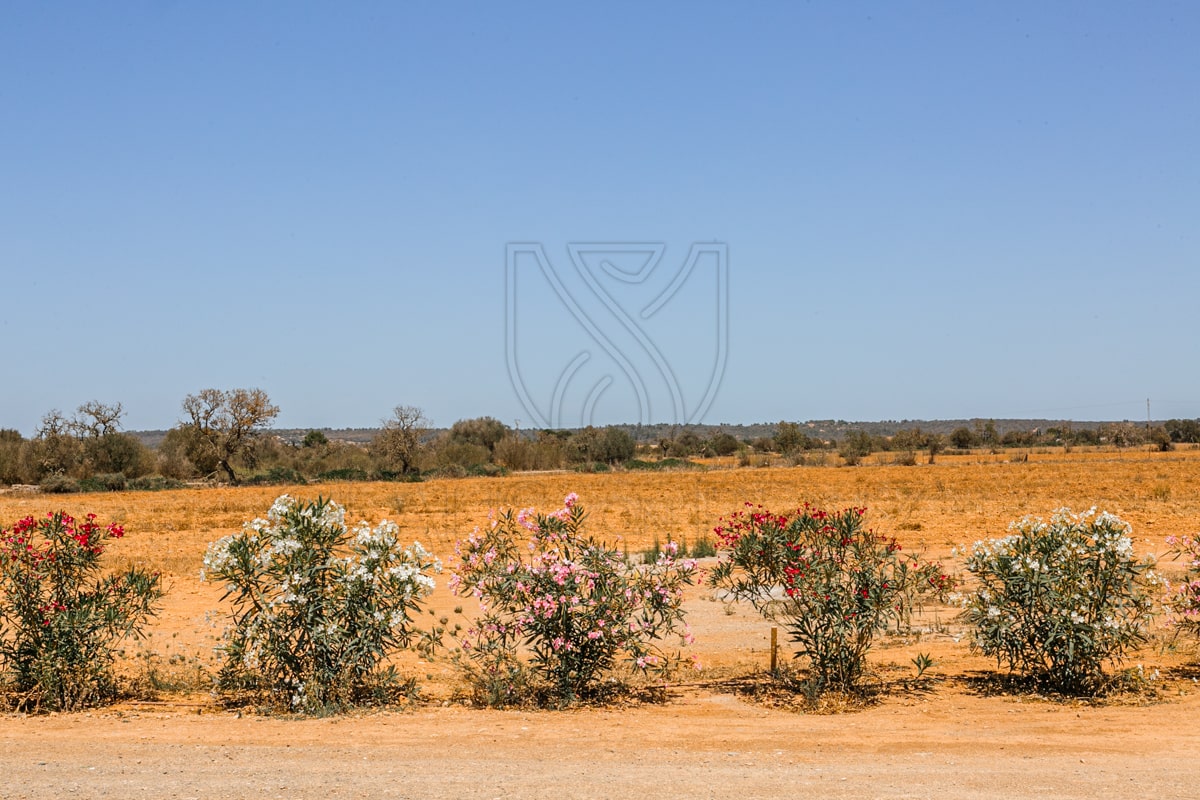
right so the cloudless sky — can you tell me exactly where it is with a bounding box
[2,1,1197,434]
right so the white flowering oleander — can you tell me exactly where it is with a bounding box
[961,507,1158,693]
[201,495,441,712]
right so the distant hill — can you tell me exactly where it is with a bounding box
[129,427,380,449]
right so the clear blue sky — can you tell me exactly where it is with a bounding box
[2,2,1197,434]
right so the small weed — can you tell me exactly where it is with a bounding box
[912,652,936,679]
[130,649,212,696]
[689,534,717,558]
[641,535,662,564]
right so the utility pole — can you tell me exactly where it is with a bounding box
[1147,399,1153,453]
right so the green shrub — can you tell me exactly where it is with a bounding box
[837,431,873,466]
[202,495,440,713]
[302,430,329,448]
[242,466,306,486]
[466,462,509,477]
[429,464,468,479]
[316,468,370,482]
[622,458,701,472]
[83,433,153,478]
[38,475,80,494]
[641,535,662,564]
[433,440,492,472]
[374,469,424,483]
[77,472,127,493]
[960,508,1158,694]
[689,534,717,559]
[0,430,23,485]
[128,475,185,491]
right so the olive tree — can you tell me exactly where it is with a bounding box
[448,416,510,455]
[949,427,976,449]
[0,429,25,484]
[22,410,83,480]
[179,388,279,484]
[70,401,151,478]
[371,405,429,476]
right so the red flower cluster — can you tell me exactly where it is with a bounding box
[713,503,792,547]
[2,511,125,564]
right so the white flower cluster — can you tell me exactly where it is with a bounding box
[969,507,1139,574]
[200,533,237,582]
[341,519,440,599]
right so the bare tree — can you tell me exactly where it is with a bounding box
[180,388,280,484]
[67,401,154,477]
[29,410,82,478]
[371,405,429,476]
[71,401,125,437]
[36,410,71,439]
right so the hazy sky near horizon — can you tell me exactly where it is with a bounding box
[2,2,1197,435]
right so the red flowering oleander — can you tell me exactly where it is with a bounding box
[0,510,163,711]
[709,502,951,696]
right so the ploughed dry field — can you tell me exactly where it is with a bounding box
[3,449,1200,799]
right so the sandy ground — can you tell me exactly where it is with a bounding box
[2,688,1198,799]
[3,451,1200,798]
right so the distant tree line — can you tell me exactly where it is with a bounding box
[0,392,699,491]
[2,395,1196,492]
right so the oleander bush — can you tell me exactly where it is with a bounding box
[1163,531,1200,641]
[959,508,1159,695]
[0,511,163,711]
[709,502,950,698]
[450,494,698,707]
[202,494,440,713]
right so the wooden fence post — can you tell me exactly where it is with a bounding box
[770,626,778,674]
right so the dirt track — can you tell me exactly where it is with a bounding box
[2,687,1198,799]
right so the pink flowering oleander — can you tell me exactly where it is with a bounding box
[449,494,698,705]
[1166,533,1200,636]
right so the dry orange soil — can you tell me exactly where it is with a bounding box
[2,449,1199,799]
